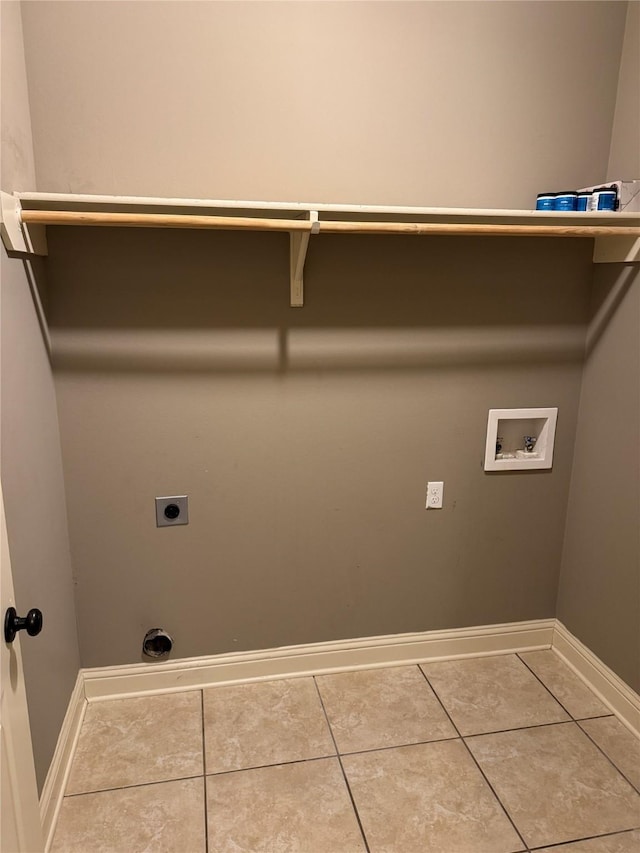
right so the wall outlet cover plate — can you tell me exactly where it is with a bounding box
[155,495,189,527]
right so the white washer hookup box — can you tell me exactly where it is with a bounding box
[484,408,558,472]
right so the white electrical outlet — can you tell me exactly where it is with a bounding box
[426,481,444,509]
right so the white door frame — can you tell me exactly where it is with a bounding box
[1,481,44,852]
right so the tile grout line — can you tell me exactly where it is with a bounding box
[572,714,615,722]
[528,826,640,850]
[575,724,640,797]
[515,652,622,734]
[205,753,335,779]
[416,665,531,853]
[312,677,371,853]
[64,773,206,798]
[338,715,613,751]
[457,717,595,740]
[515,653,621,727]
[64,755,343,799]
[340,734,457,756]
[515,652,584,720]
[516,654,640,796]
[200,689,209,853]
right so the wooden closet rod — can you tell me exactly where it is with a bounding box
[20,210,311,232]
[320,221,640,237]
[20,209,640,238]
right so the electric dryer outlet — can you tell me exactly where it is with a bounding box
[155,495,189,527]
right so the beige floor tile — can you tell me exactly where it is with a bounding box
[579,717,640,791]
[420,654,569,735]
[52,777,206,853]
[467,723,640,849]
[203,676,334,774]
[66,691,203,794]
[206,757,366,852]
[342,740,524,853]
[536,829,640,852]
[519,650,610,719]
[316,665,456,753]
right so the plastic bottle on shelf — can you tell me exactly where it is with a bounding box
[554,191,578,211]
[535,193,556,211]
[590,187,617,211]
[577,191,591,212]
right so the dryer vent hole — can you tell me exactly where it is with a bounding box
[142,628,173,658]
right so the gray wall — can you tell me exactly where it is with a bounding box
[48,227,591,666]
[557,266,639,692]
[1,1,80,790]
[11,0,636,686]
[607,1,639,181]
[21,1,627,207]
[557,1,640,692]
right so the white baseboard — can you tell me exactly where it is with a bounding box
[553,621,640,738]
[39,673,87,852]
[81,618,556,701]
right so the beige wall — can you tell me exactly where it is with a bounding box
[1,1,80,791]
[21,1,627,207]
[1,0,35,191]
[557,267,639,692]
[607,1,640,180]
[558,1,640,692]
[48,227,591,666]
[10,1,636,686]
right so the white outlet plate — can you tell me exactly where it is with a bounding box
[426,481,444,509]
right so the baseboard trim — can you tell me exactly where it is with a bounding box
[82,618,555,701]
[553,621,640,738]
[39,673,87,852]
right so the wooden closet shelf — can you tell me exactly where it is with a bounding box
[3,191,639,306]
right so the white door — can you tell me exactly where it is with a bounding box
[0,481,43,852]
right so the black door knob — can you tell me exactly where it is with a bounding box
[4,607,43,644]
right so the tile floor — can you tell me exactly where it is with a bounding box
[52,650,640,853]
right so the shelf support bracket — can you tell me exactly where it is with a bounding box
[1,191,47,256]
[290,210,318,307]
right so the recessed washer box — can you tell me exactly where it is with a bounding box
[484,408,558,471]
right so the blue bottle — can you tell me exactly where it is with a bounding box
[536,193,556,211]
[596,189,617,211]
[554,191,578,211]
[577,192,591,212]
